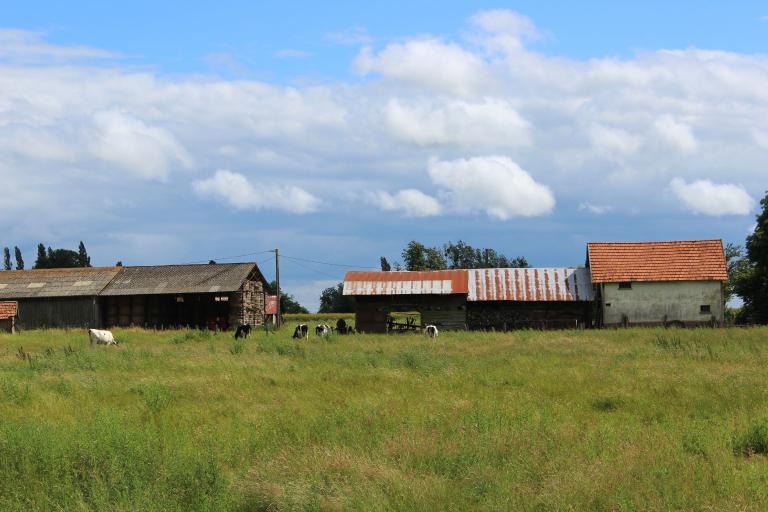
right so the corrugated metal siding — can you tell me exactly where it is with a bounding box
[467,268,593,302]
[343,270,468,296]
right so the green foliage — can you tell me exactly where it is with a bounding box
[318,282,355,313]
[398,239,528,271]
[13,246,23,270]
[1,326,768,510]
[2,247,10,271]
[32,242,92,269]
[380,256,391,271]
[732,192,768,323]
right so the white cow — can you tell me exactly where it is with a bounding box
[424,325,439,338]
[89,329,118,346]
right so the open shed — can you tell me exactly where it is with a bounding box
[100,263,267,330]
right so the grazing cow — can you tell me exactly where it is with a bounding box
[292,324,309,339]
[336,318,348,335]
[424,325,439,339]
[89,329,117,346]
[234,324,252,339]
[315,324,330,337]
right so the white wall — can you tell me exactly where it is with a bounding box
[601,281,724,326]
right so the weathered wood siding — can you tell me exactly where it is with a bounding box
[15,297,100,330]
[467,301,591,330]
[354,295,467,333]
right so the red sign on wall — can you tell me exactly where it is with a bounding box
[265,295,278,315]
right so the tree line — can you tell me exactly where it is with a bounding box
[1,242,92,271]
[727,191,768,324]
[317,240,528,313]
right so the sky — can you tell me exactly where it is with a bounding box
[1,1,766,310]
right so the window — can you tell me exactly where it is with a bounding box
[175,296,185,303]
[618,282,632,290]
[214,295,229,302]
[700,305,711,314]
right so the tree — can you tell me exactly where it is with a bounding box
[724,243,748,305]
[14,247,23,270]
[733,191,768,323]
[34,244,47,269]
[115,261,123,266]
[267,281,309,314]
[402,241,428,271]
[318,283,356,313]
[77,241,91,267]
[46,247,81,268]
[380,257,391,272]
[2,247,10,271]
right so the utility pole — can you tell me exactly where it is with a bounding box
[274,248,281,327]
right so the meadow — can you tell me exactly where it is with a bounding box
[1,322,768,511]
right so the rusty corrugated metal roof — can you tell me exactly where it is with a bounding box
[344,268,593,302]
[343,270,468,296]
[467,268,593,302]
[0,267,121,299]
[587,240,728,283]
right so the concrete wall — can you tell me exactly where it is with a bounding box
[601,281,723,327]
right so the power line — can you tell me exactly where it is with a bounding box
[185,249,273,265]
[280,254,376,270]
[281,255,343,280]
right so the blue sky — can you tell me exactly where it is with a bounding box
[1,1,766,309]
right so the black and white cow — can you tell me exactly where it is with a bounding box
[292,324,309,339]
[315,324,330,337]
[234,324,252,339]
[424,325,439,338]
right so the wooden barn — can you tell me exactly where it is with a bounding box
[0,262,267,330]
[100,263,268,330]
[343,267,594,332]
[0,267,121,330]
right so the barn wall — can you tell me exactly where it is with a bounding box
[229,279,265,327]
[103,294,233,330]
[601,280,724,327]
[354,295,466,333]
[467,301,591,330]
[15,297,100,330]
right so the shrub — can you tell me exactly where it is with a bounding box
[229,341,245,355]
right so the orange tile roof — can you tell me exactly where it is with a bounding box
[587,240,728,283]
[0,301,17,320]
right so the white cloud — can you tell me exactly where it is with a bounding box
[355,39,494,96]
[579,203,613,214]
[589,124,642,157]
[670,178,754,216]
[275,49,310,58]
[385,98,530,147]
[192,170,320,214]
[88,110,192,180]
[370,189,442,217]
[0,29,116,62]
[427,156,555,219]
[654,115,698,153]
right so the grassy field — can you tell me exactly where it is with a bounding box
[1,324,768,511]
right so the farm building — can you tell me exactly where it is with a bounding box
[587,240,727,327]
[0,267,121,329]
[0,301,18,333]
[100,263,267,330]
[343,267,594,332]
[0,262,267,330]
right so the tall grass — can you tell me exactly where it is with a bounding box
[0,326,767,510]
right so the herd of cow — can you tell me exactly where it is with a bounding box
[86,320,440,346]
